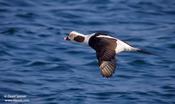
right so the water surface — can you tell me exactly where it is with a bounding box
[0,0,175,104]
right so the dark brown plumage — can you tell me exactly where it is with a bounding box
[74,36,85,42]
[89,33,117,77]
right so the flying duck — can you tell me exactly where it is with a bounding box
[64,31,149,78]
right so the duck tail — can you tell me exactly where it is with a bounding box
[131,48,154,55]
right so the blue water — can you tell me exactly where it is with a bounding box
[0,0,175,104]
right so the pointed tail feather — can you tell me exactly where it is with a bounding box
[117,40,154,55]
[132,48,154,55]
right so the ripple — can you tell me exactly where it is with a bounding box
[128,59,153,66]
[0,50,13,56]
[0,87,29,95]
[1,78,24,84]
[118,74,138,79]
[161,85,175,92]
[87,91,127,100]
[65,50,86,55]
[0,8,10,13]
[65,88,85,92]
[167,43,175,49]
[1,27,18,35]
[41,63,74,73]
[15,12,37,20]
[26,60,50,66]
[0,1,11,6]
[83,60,97,66]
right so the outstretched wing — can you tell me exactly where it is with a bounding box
[96,49,116,78]
[88,34,117,78]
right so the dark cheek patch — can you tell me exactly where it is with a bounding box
[74,36,85,43]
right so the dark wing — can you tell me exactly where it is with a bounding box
[88,34,117,77]
[96,48,116,78]
[91,36,117,78]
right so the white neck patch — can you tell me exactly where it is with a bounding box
[84,33,94,44]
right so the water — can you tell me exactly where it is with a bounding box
[0,0,175,104]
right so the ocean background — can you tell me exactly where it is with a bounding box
[0,0,175,104]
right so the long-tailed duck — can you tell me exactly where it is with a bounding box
[64,31,150,78]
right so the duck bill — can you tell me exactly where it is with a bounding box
[64,36,70,41]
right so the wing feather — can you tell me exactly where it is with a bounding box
[97,49,116,78]
[89,34,117,78]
